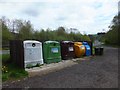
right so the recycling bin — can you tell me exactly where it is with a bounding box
[74,42,86,58]
[95,47,104,55]
[87,41,93,55]
[82,42,91,56]
[43,41,61,64]
[23,40,44,68]
[60,41,75,60]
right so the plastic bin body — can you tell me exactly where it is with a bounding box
[74,42,86,58]
[82,42,91,56]
[23,40,43,68]
[95,47,104,55]
[43,41,61,64]
[60,41,75,60]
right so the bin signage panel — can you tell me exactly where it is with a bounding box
[87,47,90,50]
[51,48,58,53]
[80,46,85,49]
[25,43,40,48]
[69,47,74,51]
[86,45,90,50]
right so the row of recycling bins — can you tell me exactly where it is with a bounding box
[22,40,92,68]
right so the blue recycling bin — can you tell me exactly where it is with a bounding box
[82,42,91,56]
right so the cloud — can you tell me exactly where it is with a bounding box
[0,0,119,34]
[23,8,39,17]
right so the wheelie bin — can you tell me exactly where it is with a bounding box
[95,47,104,55]
[60,41,75,60]
[43,41,61,64]
[74,42,86,58]
[82,42,91,56]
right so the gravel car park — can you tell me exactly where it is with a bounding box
[2,46,118,88]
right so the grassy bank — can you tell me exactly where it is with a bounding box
[1,54,28,82]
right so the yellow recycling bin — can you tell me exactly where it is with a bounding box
[74,42,86,58]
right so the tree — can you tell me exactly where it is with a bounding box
[81,34,91,41]
[104,14,119,45]
[18,20,34,40]
[2,20,14,46]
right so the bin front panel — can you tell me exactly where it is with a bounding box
[95,47,104,55]
[24,41,43,67]
[60,41,75,60]
[43,41,61,63]
[48,46,61,58]
[74,42,85,58]
[84,45,91,56]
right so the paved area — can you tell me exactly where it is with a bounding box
[25,56,91,77]
[2,46,118,88]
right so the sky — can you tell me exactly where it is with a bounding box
[0,0,119,34]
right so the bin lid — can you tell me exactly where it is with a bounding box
[62,41,73,43]
[44,41,59,44]
[74,42,82,45]
[82,42,88,45]
[23,40,41,44]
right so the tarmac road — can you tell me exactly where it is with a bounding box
[2,46,118,88]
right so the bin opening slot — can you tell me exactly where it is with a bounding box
[53,43,56,46]
[32,43,36,47]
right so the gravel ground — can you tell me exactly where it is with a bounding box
[2,46,118,88]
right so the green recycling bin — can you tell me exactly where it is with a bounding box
[43,41,61,64]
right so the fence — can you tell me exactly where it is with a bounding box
[9,40,24,69]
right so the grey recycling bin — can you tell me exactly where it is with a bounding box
[24,40,44,68]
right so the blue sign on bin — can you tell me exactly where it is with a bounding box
[51,48,58,53]
[82,42,91,56]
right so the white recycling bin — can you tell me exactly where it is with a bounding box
[23,40,44,68]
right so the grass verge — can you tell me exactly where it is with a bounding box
[0,54,10,63]
[2,63,28,82]
[1,54,28,82]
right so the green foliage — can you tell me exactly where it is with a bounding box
[1,54,10,64]
[2,54,28,82]
[33,27,90,41]
[81,34,91,41]
[2,22,14,45]
[105,28,118,45]
[2,73,9,81]
[1,17,91,45]
[2,62,28,82]
[18,21,34,40]
[104,15,119,45]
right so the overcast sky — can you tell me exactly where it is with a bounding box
[0,0,119,34]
